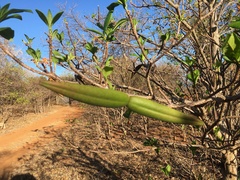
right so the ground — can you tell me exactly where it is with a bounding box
[0,105,83,179]
[0,104,223,179]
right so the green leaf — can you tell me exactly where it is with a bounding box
[23,34,35,46]
[85,42,98,54]
[105,56,113,66]
[161,164,171,176]
[36,9,48,26]
[0,3,32,23]
[91,13,96,19]
[26,47,36,57]
[132,18,138,29]
[102,66,113,78]
[103,10,113,34]
[112,18,127,31]
[118,0,128,9]
[47,10,53,26]
[96,22,104,30]
[0,27,14,40]
[189,141,198,155]
[123,108,132,118]
[35,49,41,59]
[8,8,32,14]
[161,31,171,42]
[213,126,224,141]
[56,31,64,42]
[52,50,65,60]
[183,56,195,66]
[229,20,240,29]
[187,69,200,85]
[222,32,240,63]
[67,52,75,61]
[26,47,41,60]
[52,51,68,63]
[139,49,149,62]
[52,11,64,26]
[24,34,35,43]
[130,53,138,57]
[0,4,10,16]
[106,34,116,42]
[139,36,146,46]
[143,137,159,147]
[96,65,101,72]
[107,2,121,11]
[0,4,32,39]
[87,28,103,36]
[52,56,60,64]
[85,42,93,51]
[2,14,22,21]
[52,29,59,38]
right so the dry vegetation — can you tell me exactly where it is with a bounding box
[1,104,235,180]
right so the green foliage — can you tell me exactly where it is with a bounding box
[22,34,35,46]
[182,56,195,66]
[87,6,127,42]
[119,0,128,9]
[143,137,160,154]
[183,56,200,86]
[187,69,200,86]
[0,27,14,40]
[131,36,149,62]
[213,126,223,141]
[96,56,114,88]
[229,18,240,29]
[175,81,185,97]
[15,96,30,105]
[0,3,32,39]
[107,2,122,11]
[52,50,75,64]
[22,9,64,74]
[55,30,64,43]
[189,140,199,156]
[161,164,171,176]
[86,3,127,87]
[160,31,171,42]
[132,18,138,29]
[222,32,240,64]
[85,42,98,54]
[26,47,41,61]
[35,9,63,31]
[102,56,114,77]
[107,0,128,11]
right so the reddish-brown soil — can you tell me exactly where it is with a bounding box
[0,105,83,176]
[0,105,224,179]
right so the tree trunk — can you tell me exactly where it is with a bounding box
[222,149,238,180]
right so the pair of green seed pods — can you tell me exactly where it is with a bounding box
[40,81,204,126]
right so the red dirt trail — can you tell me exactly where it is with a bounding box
[0,105,83,176]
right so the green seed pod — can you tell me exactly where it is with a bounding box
[40,81,130,108]
[127,96,204,125]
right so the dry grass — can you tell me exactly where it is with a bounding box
[3,105,226,180]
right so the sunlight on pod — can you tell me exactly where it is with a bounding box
[40,81,204,126]
[40,81,130,108]
[126,96,204,126]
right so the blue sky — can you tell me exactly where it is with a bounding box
[1,0,116,47]
[0,0,117,74]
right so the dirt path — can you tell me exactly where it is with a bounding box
[0,105,83,175]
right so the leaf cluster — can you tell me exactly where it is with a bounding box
[0,3,32,39]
